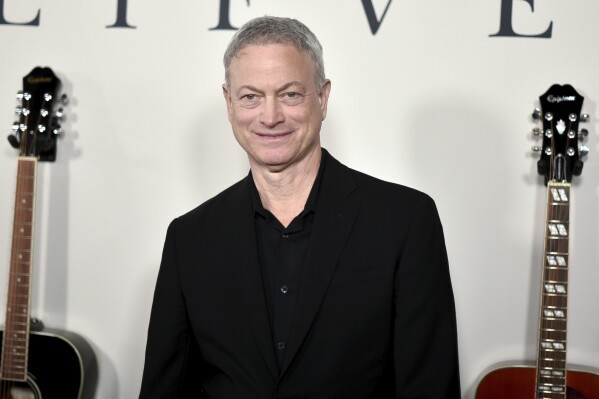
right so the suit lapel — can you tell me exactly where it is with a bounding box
[224,177,279,379]
[281,152,359,375]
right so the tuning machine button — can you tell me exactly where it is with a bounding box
[532,127,542,136]
[8,121,22,148]
[579,144,589,157]
[580,113,590,122]
[532,146,543,152]
[532,108,542,120]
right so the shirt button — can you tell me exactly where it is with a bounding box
[280,285,288,294]
[281,233,289,239]
[277,342,285,350]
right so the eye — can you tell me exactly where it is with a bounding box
[241,94,257,101]
[281,92,303,105]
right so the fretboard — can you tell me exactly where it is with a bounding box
[535,181,571,399]
[0,157,37,382]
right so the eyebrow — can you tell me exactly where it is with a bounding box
[237,81,307,95]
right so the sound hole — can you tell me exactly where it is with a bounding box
[0,377,41,399]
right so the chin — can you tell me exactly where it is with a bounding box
[252,149,295,166]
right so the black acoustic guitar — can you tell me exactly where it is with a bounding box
[0,67,97,398]
[475,84,599,399]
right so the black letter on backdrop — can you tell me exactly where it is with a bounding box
[0,0,40,26]
[491,0,552,38]
[107,0,135,29]
[210,0,251,31]
[362,0,393,35]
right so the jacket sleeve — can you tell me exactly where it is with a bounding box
[393,195,461,398]
[139,219,198,398]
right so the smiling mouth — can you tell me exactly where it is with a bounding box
[255,131,292,138]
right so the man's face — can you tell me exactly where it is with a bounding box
[223,43,331,171]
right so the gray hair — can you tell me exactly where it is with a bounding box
[223,16,326,91]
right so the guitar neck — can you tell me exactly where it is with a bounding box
[536,181,571,398]
[0,156,38,382]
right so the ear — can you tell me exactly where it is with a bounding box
[222,84,233,122]
[318,79,331,120]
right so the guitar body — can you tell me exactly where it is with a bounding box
[476,365,599,399]
[0,329,97,399]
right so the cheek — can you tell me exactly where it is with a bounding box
[230,107,257,127]
[284,106,314,125]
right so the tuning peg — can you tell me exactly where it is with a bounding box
[11,121,19,132]
[532,127,542,136]
[16,91,23,101]
[580,113,590,122]
[579,129,589,139]
[16,107,30,116]
[7,134,20,149]
[58,93,68,106]
[579,144,589,157]
[54,108,64,119]
[532,146,543,152]
[52,126,63,136]
[572,160,584,176]
[532,108,542,120]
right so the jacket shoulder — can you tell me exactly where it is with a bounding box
[341,161,436,210]
[175,176,249,227]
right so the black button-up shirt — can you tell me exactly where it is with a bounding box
[250,154,325,368]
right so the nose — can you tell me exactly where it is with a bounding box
[259,96,284,127]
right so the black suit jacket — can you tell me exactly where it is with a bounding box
[140,150,460,398]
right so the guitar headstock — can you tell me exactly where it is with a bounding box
[7,67,67,162]
[532,84,589,185]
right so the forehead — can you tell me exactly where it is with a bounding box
[228,43,315,85]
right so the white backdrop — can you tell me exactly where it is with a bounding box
[1,1,598,398]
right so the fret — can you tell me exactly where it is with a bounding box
[538,360,567,370]
[540,327,567,334]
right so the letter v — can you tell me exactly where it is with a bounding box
[361,0,393,35]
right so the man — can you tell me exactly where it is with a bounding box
[140,16,460,398]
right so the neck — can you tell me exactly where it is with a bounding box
[251,148,321,227]
[1,156,37,382]
[535,181,571,398]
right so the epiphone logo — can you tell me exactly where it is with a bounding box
[26,76,52,84]
[547,95,576,103]
[0,0,555,38]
